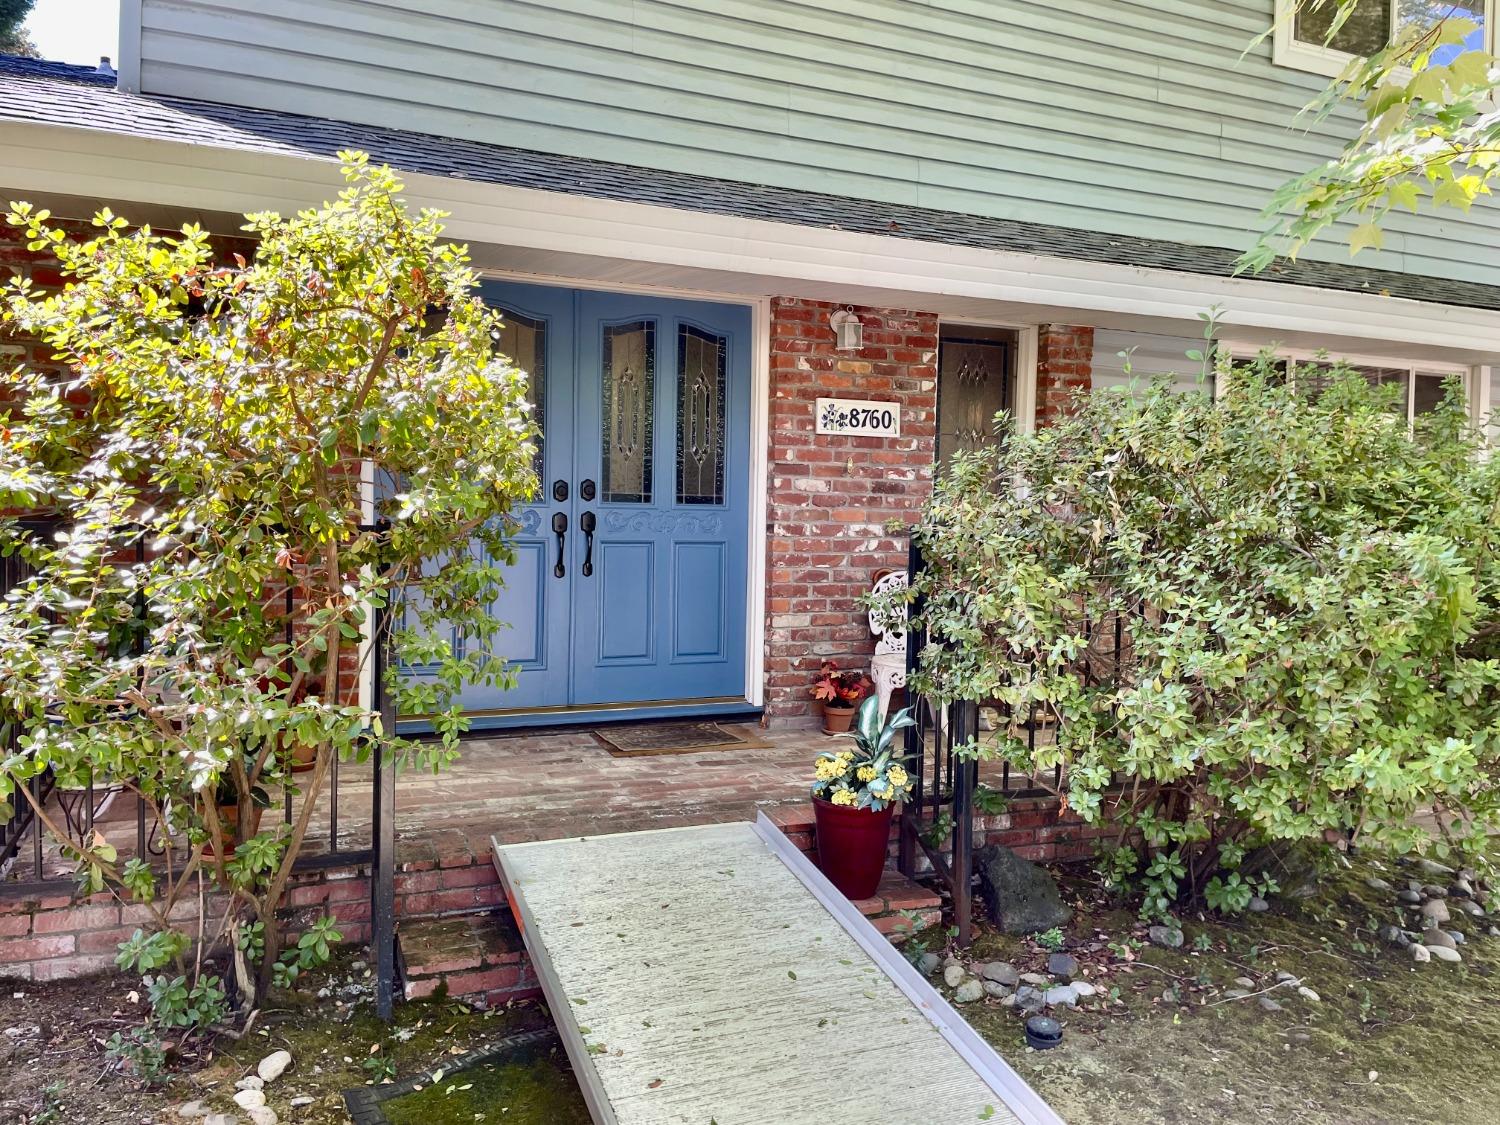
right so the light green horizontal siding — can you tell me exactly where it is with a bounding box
[135,0,1500,286]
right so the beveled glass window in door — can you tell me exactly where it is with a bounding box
[676,324,727,505]
[601,320,655,503]
[497,308,546,478]
[937,335,1013,467]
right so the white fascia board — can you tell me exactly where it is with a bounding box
[6,119,1500,355]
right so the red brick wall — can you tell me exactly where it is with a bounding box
[764,297,939,726]
[1035,324,1094,425]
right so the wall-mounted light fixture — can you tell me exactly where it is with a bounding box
[829,307,863,352]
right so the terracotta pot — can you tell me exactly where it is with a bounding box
[203,803,264,858]
[813,795,895,900]
[822,703,858,735]
[288,741,317,774]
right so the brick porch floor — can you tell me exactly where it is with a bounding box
[6,717,1056,884]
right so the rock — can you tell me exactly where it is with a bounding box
[1147,925,1184,949]
[1448,930,1466,946]
[1224,988,1249,999]
[1046,953,1079,981]
[1247,896,1270,912]
[1258,996,1283,1012]
[176,1103,209,1119]
[1071,980,1098,999]
[954,978,984,1003]
[1020,972,1051,987]
[1364,876,1393,892]
[233,1088,267,1110]
[1420,899,1452,925]
[998,992,1019,1009]
[248,1110,278,1125]
[1274,971,1298,983]
[1427,945,1462,963]
[983,980,1013,999]
[1459,900,1486,917]
[980,961,1019,987]
[974,844,1073,934]
[204,1116,238,1125]
[236,1076,265,1092]
[1411,944,1432,963]
[1234,976,1255,988]
[257,1049,293,1084]
[1043,984,1079,1007]
[1450,881,1474,899]
[1417,857,1455,877]
[1422,884,1449,899]
[917,951,941,976]
[289,1096,314,1108]
[1490,926,1500,938]
[1380,925,1411,948]
[1297,986,1321,1002]
[1014,985,1045,1014]
[943,964,966,989]
[1398,889,1422,904]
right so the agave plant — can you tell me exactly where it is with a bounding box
[811,696,918,811]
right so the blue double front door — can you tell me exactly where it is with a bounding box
[415,282,753,724]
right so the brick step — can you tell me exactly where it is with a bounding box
[397,910,539,1006]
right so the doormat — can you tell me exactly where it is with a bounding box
[595,721,770,757]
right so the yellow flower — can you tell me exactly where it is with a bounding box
[887,765,909,788]
[814,758,842,781]
[834,751,854,769]
[856,765,877,782]
[831,789,856,807]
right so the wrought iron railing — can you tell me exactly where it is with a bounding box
[0,518,399,1018]
[895,534,1129,946]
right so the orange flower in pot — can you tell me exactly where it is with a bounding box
[811,661,873,735]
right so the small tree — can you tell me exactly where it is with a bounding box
[1244,1,1500,268]
[0,154,535,1053]
[904,358,1500,916]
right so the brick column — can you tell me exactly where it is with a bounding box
[1035,324,1094,426]
[763,297,938,726]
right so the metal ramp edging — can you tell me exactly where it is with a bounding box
[751,811,1065,1125]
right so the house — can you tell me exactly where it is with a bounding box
[3,0,1499,740]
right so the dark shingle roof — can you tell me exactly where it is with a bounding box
[0,54,114,86]
[3,55,1499,312]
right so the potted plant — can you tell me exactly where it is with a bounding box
[810,695,916,899]
[202,756,273,859]
[811,661,873,735]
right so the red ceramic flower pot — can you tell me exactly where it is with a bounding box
[813,795,894,900]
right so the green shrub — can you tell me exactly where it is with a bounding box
[904,353,1500,913]
[0,154,536,1032]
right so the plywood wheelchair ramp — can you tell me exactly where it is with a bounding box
[492,814,1062,1125]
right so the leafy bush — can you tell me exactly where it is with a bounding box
[0,154,536,1033]
[904,354,1500,913]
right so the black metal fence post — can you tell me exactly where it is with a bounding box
[951,700,979,948]
[370,599,397,1022]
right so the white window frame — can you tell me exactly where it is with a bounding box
[1273,0,1497,78]
[1217,340,1477,426]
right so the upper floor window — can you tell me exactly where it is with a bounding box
[1274,0,1493,78]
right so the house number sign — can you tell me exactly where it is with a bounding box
[815,397,902,438]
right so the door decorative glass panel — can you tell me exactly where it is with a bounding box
[676,324,727,505]
[937,337,1011,466]
[601,320,654,503]
[497,308,546,477]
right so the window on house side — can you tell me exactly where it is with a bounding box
[1276,0,1491,77]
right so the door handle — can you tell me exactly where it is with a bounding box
[551,512,568,578]
[580,510,596,577]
